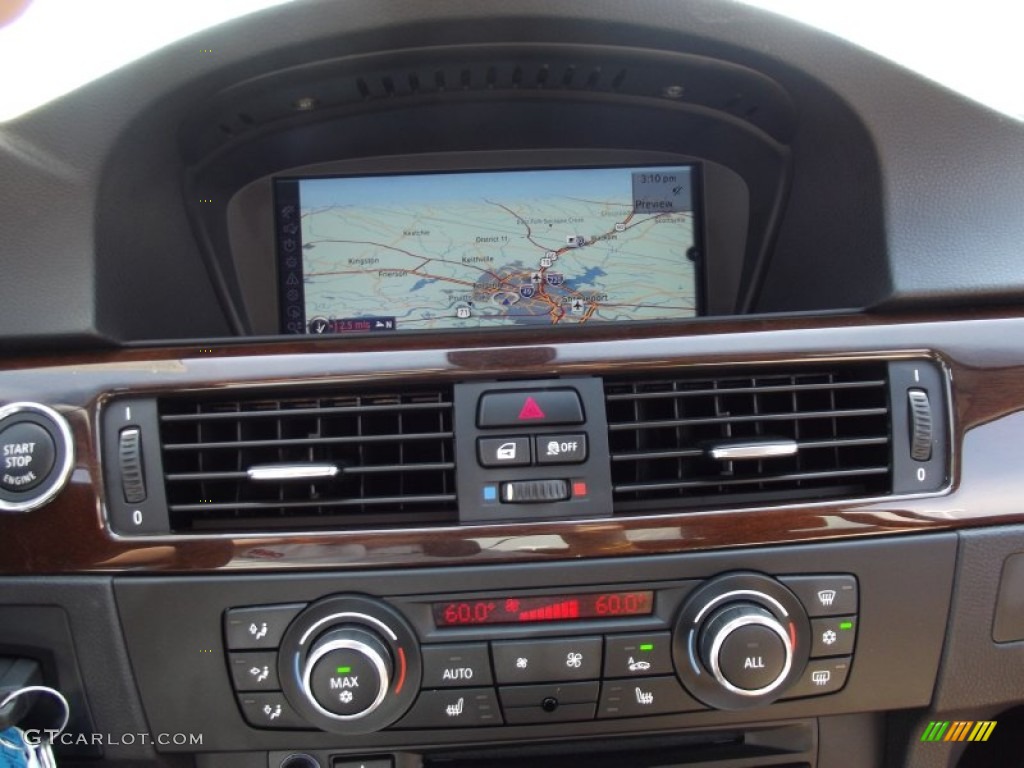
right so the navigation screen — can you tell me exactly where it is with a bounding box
[274,165,701,334]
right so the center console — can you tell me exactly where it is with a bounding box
[113,533,955,762]
[225,570,855,734]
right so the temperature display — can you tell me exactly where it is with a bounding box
[433,591,655,627]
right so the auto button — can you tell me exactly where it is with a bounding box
[421,643,493,687]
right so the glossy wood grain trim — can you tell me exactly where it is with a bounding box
[2,308,1024,574]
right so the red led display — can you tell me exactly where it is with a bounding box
[432,590,654,627]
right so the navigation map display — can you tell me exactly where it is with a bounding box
[274,165,701,334]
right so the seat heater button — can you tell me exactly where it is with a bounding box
[598,676,704,718]
[394,688,502,728]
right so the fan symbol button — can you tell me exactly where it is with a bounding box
[822,629,837,646]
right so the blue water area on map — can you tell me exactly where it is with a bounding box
[410,278,436,291]
[565,266,608,288]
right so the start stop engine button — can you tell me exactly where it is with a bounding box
[0,422,56,492]
[0,402,74,512]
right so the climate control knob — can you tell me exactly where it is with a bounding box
[278,595,422,735]
[303,627,392,719]
[699,603,791,696]
[672,572,811,710]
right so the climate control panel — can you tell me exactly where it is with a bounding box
[223,572,859,734]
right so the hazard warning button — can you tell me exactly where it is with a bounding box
[477,389,584,428]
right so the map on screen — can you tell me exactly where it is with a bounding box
[275,165,700,334]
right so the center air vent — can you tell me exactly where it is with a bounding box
[157,388,456,532]
[605,364,893,513]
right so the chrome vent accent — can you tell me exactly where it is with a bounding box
[605,364,892,512]
[158,388,456,532]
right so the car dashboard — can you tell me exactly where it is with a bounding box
[2,2,1024,768]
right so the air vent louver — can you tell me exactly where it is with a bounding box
[158,388,456,532]
[605,364,892,513]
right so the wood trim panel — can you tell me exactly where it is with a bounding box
[2,309,1024,574]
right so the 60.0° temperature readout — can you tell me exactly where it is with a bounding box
[433,591,654,627]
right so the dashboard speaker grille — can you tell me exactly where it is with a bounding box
[158,387,457,532]
[605,364,892,513]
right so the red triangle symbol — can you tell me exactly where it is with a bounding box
[518,396,546,420]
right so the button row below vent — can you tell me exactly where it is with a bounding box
[478,434,588,468]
